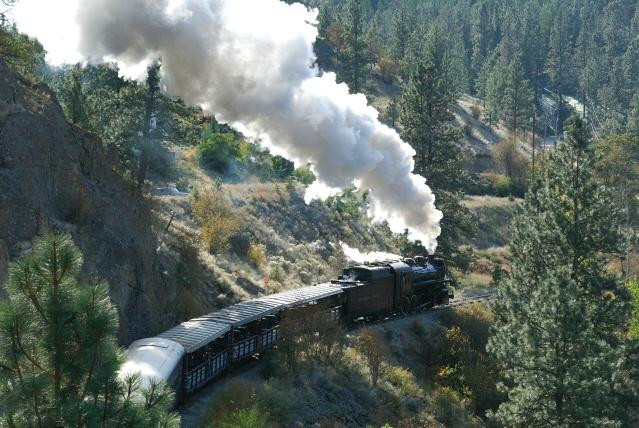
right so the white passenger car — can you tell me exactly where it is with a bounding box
[119,337,185,391]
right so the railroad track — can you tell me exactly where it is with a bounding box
[441,292,493,308]
[360,291,493,328]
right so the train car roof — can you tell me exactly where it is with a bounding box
[204,283,343,327]
[157,318,231,353]
[119,338,184,388]
[157,283,343,353]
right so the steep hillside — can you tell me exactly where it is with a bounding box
[149,146,399,321]
[0,60,180,343]
[0,60,400,344]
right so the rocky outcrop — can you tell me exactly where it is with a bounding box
[0,60,179,343]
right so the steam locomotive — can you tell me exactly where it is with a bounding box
[120,255,451,401]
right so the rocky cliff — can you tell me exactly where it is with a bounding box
[0,60,179,343]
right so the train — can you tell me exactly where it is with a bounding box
[119,255,452,402]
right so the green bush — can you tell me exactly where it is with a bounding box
[220,405,270,428]
[0,25,46,79]
[271,155,295,179]
[326,189,365,219]
[269,265,284,282]
[430,386,473,426]
[469,172,526,197]
[247,242,266,268]
[293,164,316,185]
[198,131,245,174]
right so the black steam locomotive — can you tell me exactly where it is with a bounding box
[120,255,452,400]
[334,256,453,320]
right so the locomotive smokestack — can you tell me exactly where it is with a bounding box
[71,0,442,251]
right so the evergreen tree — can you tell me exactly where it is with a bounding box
[0,21,45,79]
[628,90,639,136]
[502,56,533,133]
[546,11,572,136]
[389,6,413,63]
[481,58,505,129]
[470,2,492,83]
[399,59,475,259]
[61,64,87,127]
[384,97,398,128]
[314,2,336,71]
[488,116,638,426]
[0,234,179,427]
[339,0,368,94]
[137,61,161,190]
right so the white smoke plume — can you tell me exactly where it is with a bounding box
[73,0,443,251]
[340,243,401,264]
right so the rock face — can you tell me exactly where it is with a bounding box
[0,60,179,343]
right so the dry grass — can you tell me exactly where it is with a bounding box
[192,190,242,254]
[457,272,492,289]
[247,242,266,268]
[463,196,520,249]
[463,195,521,209]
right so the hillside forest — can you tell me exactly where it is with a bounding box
[0,0,638,427]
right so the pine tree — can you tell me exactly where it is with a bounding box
[488,116,638,426]
[389,6,412,63]
[628,90,639,135]
[339,0,368,94]
[61,63,87,127]
[137,61,161,190]
[0,234,179,427]
[502,56,533,133]
[546,11,572,136]
[384,97,398,128]
[399,57,475,259]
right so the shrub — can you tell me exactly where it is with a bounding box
[356,328,387,386]
[269,265,284,282]
[430,386,474,427]
[271,155,295,179]
[384,366,422,398]
[470,172,526,197]
[230,231,252,256]
[220,405,270,428]
[293,164,316,186]
[192,190,241,254]
[435,305,503,415]
[247,242,266,267]
[378,56,399,84]
[326,189,364,219]
[204,381,271,427]
[275,309,347,374]
[492,138,529,188]
[0,25,46,79]
[439,303,494,351]
[198,131,245,174]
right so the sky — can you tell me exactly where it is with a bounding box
[11,0,82,65]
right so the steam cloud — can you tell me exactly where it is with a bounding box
[75,0,443,251]
[340,243,401,264]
